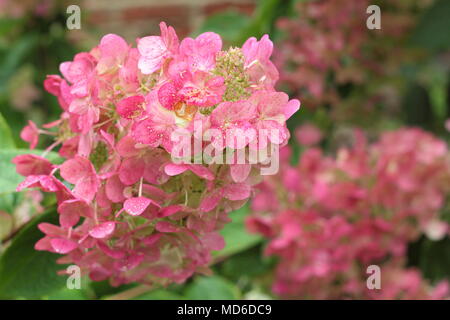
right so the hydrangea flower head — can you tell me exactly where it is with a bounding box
[14,22,300,287]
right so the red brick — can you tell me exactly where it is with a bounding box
[121,5,191,37]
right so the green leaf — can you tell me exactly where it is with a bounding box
[220,246,275,281]
[214,205,262,259]
[0,209,68,299]
[419,237,450,283]
[184,275,240,300]
[0,211,13,240]
[0,34,38,96]
[0,112,15,149]
[194,11,250,45]
[0,149,61,195]
[234,0,295,46]
[136,289,183,300]
[411,0,450,51]
[45,287,88,300]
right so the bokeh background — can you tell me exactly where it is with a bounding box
[0,0,450,299]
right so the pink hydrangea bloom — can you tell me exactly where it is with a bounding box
[14,22,300,287]
[248,128,450,299]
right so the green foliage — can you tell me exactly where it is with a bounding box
[136,289,183,300]
[412,0,450,51]
[0,112,15,149]
[184,275,241,300]
[0,34,38,96]
[0,209,67,299]
[214,205,262,259]
[418,237,450,283]
[193,11,250,45]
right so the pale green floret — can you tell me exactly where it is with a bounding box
[89,142,109,172]
[213,47,251,102]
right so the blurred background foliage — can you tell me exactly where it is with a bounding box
[0,0,449,300]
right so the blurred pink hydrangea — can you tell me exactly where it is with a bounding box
[248,128,450,299]
[274,0,430,109]
[13,22,300,287]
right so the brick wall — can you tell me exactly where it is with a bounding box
[81,0,256,42]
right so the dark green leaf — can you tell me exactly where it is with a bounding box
[184,275,240,300]
[0,209,68,299]
[419,237,450,283]
[214,205,262,259]
[411,0,450,51]
[136,289,183,300]
[0,112,15,149]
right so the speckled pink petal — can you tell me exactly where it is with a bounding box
[158,82,180,110]
[50,238,78,254]
[89,222,116,239]
[117,95,145,119]
[137,36,167,74]
[124,197,152,216]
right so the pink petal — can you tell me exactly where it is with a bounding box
[105,175,126,203]
[223,183,251,201]
[117,95,145,119]
[44,75,62,96]
[158,204,184,218]
[12,154,53,177]
[97,241,126,259]
[20,121,39,149]
[155,221,180,233]
[202,232,225,251]
[124,197,152,216]
[137,36,167,74]
[284,99,301,120]
[230,164,251,183]
[119,156,145,185]
[199,190,223,212]
[116,135,140,158]
[59,156,92,184]
[89,222,116,239]
[50,238,78,254]
[158,82,179,110]
[188,165,215,181]
[164,163,188,176]
[142,233,163,246]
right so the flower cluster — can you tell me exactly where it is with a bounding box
[13,22,299,286]
[247,128,450,299]
[274,0,430,109]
